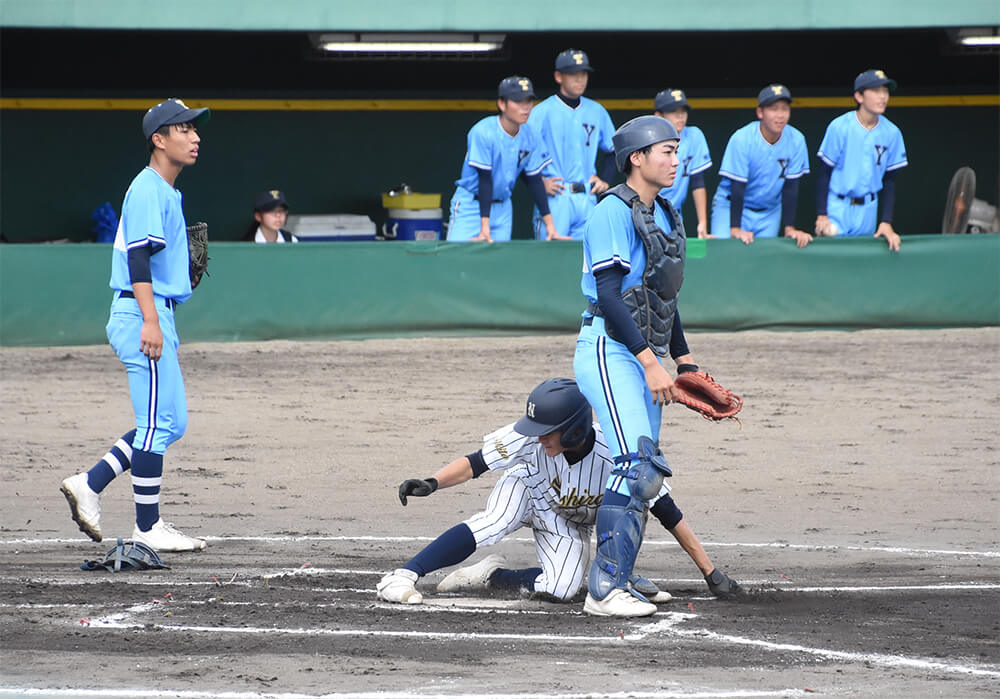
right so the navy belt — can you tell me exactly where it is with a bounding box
[724,195,765,213]
[118,290,176,310]
[474,195,505,203]
[567,182,588,194]
[836,192,876,206]
[582,316,595,326]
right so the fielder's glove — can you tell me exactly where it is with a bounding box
[673,368,743,422]
[705,568,742,599]
[398,477,438,506]
[187,221,210,289]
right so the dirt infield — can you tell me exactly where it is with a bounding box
[1,328,998,697]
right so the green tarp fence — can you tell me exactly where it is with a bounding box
[1,235,997,347]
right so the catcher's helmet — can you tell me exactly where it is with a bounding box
[513,378,593,448]
[613,115,680,172]
[80,537,170,572]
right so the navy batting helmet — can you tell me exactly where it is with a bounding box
[612,115,680,172]
[513,378,593,448]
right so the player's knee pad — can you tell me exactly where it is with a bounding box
[588,499,646,601]
[622,436,671,501]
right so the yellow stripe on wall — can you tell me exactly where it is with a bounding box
[1,95,998,111]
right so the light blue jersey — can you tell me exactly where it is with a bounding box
[110,167,192,304]
[453,116,550,201]
[658,125,712,210]
[711,121,809,238]
[818,111,907,197]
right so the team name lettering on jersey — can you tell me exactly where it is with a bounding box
[494,439,510,459]
[557,487,604,510]
[874,145,888,166]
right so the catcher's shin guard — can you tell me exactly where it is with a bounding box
[588,437,672,601]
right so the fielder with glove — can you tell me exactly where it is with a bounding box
[377,378,741,606]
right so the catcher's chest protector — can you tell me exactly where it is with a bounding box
[606,184,686,357]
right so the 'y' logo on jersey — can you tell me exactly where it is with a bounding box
[777,158,790,178]
[582,123,595,147]
[518,149,530,168]
[681,155,693,177]
[874,145,888,166]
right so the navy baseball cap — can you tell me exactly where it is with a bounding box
[142,98,210,140]
[758,84,793,106]
[654,88,689,113]
[254,190,288,212]
[498,76,536,101]
[854,69,898,92]
[555,49,593,73]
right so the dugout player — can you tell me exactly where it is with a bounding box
[446,76,568,242]
[59,98,209,553]
[573,116,743,616]
[376,378,740,606]
[246,189,298,243]
[527,49,617,240]
[654,89,713,239]
[710,85,812,247]
[814,70,907,251]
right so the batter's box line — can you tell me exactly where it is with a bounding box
[3,535,997,558]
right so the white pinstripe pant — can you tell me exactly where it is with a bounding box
[464,466,591,601]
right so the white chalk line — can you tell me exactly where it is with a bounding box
[0,688,812,698]
[2,534,997,558]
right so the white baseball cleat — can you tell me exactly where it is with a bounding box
[583,589,658,617]
[60,473,103,542]
[132,519,206,552]
[377,568,423,604]
[436,554,506,593]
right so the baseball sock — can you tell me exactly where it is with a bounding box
[403,523,476,577]
[488,567,542,592]
[130,448,163,531]
[87,429,136,493]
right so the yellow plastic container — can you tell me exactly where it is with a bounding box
[381,192,441,210]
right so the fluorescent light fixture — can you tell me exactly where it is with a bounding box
[316,33,505,53]
[954,27,1000,47]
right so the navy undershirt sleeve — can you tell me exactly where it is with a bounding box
[467,451,488,478]
[728,178,746,229]
[650,493,684,530]
[476,167,492,219]
[816,163,832,215]
[594,266,647,355]
[689,171,705,191]
[781,178,800,230]
[523,173,551,216]
[880,169,897,224]
[127,245,152,285]
[668,312,689,359]
[599,151,618,185]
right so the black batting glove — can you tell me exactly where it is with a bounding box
[398,477,438,506]
[705,568,742,599]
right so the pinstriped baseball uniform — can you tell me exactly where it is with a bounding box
[463,421,670,600]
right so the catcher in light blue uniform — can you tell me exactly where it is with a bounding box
[573,116,738,617]
[447,76,563,242]
[59,98,209,554]
[654,89,712,239]
[711,85,813,247]
[815,69,907,251]
[528,49,616,240]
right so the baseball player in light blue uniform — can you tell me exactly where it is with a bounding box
[654,89,712,238]
[572,116,739,617]
[447,76,562,242]
[528,49,616,240]
[60,98,209,553]
[711,85,813,247]
[815,69,907,251]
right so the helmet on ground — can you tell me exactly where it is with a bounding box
[80,537,170,572]
[513,378,593,448]
[613,115,680,171]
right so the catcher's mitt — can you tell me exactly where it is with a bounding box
[187,222,209,289]
[673,370,743,423]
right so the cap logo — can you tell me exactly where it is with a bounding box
[527,401,536,418]
[671,90,684,101]
[173,99,190,109]
[519,79,530,91]
[875,70,886,79]
[573,52,584,64]
[771,85,785,96]
[269,190,280,199]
